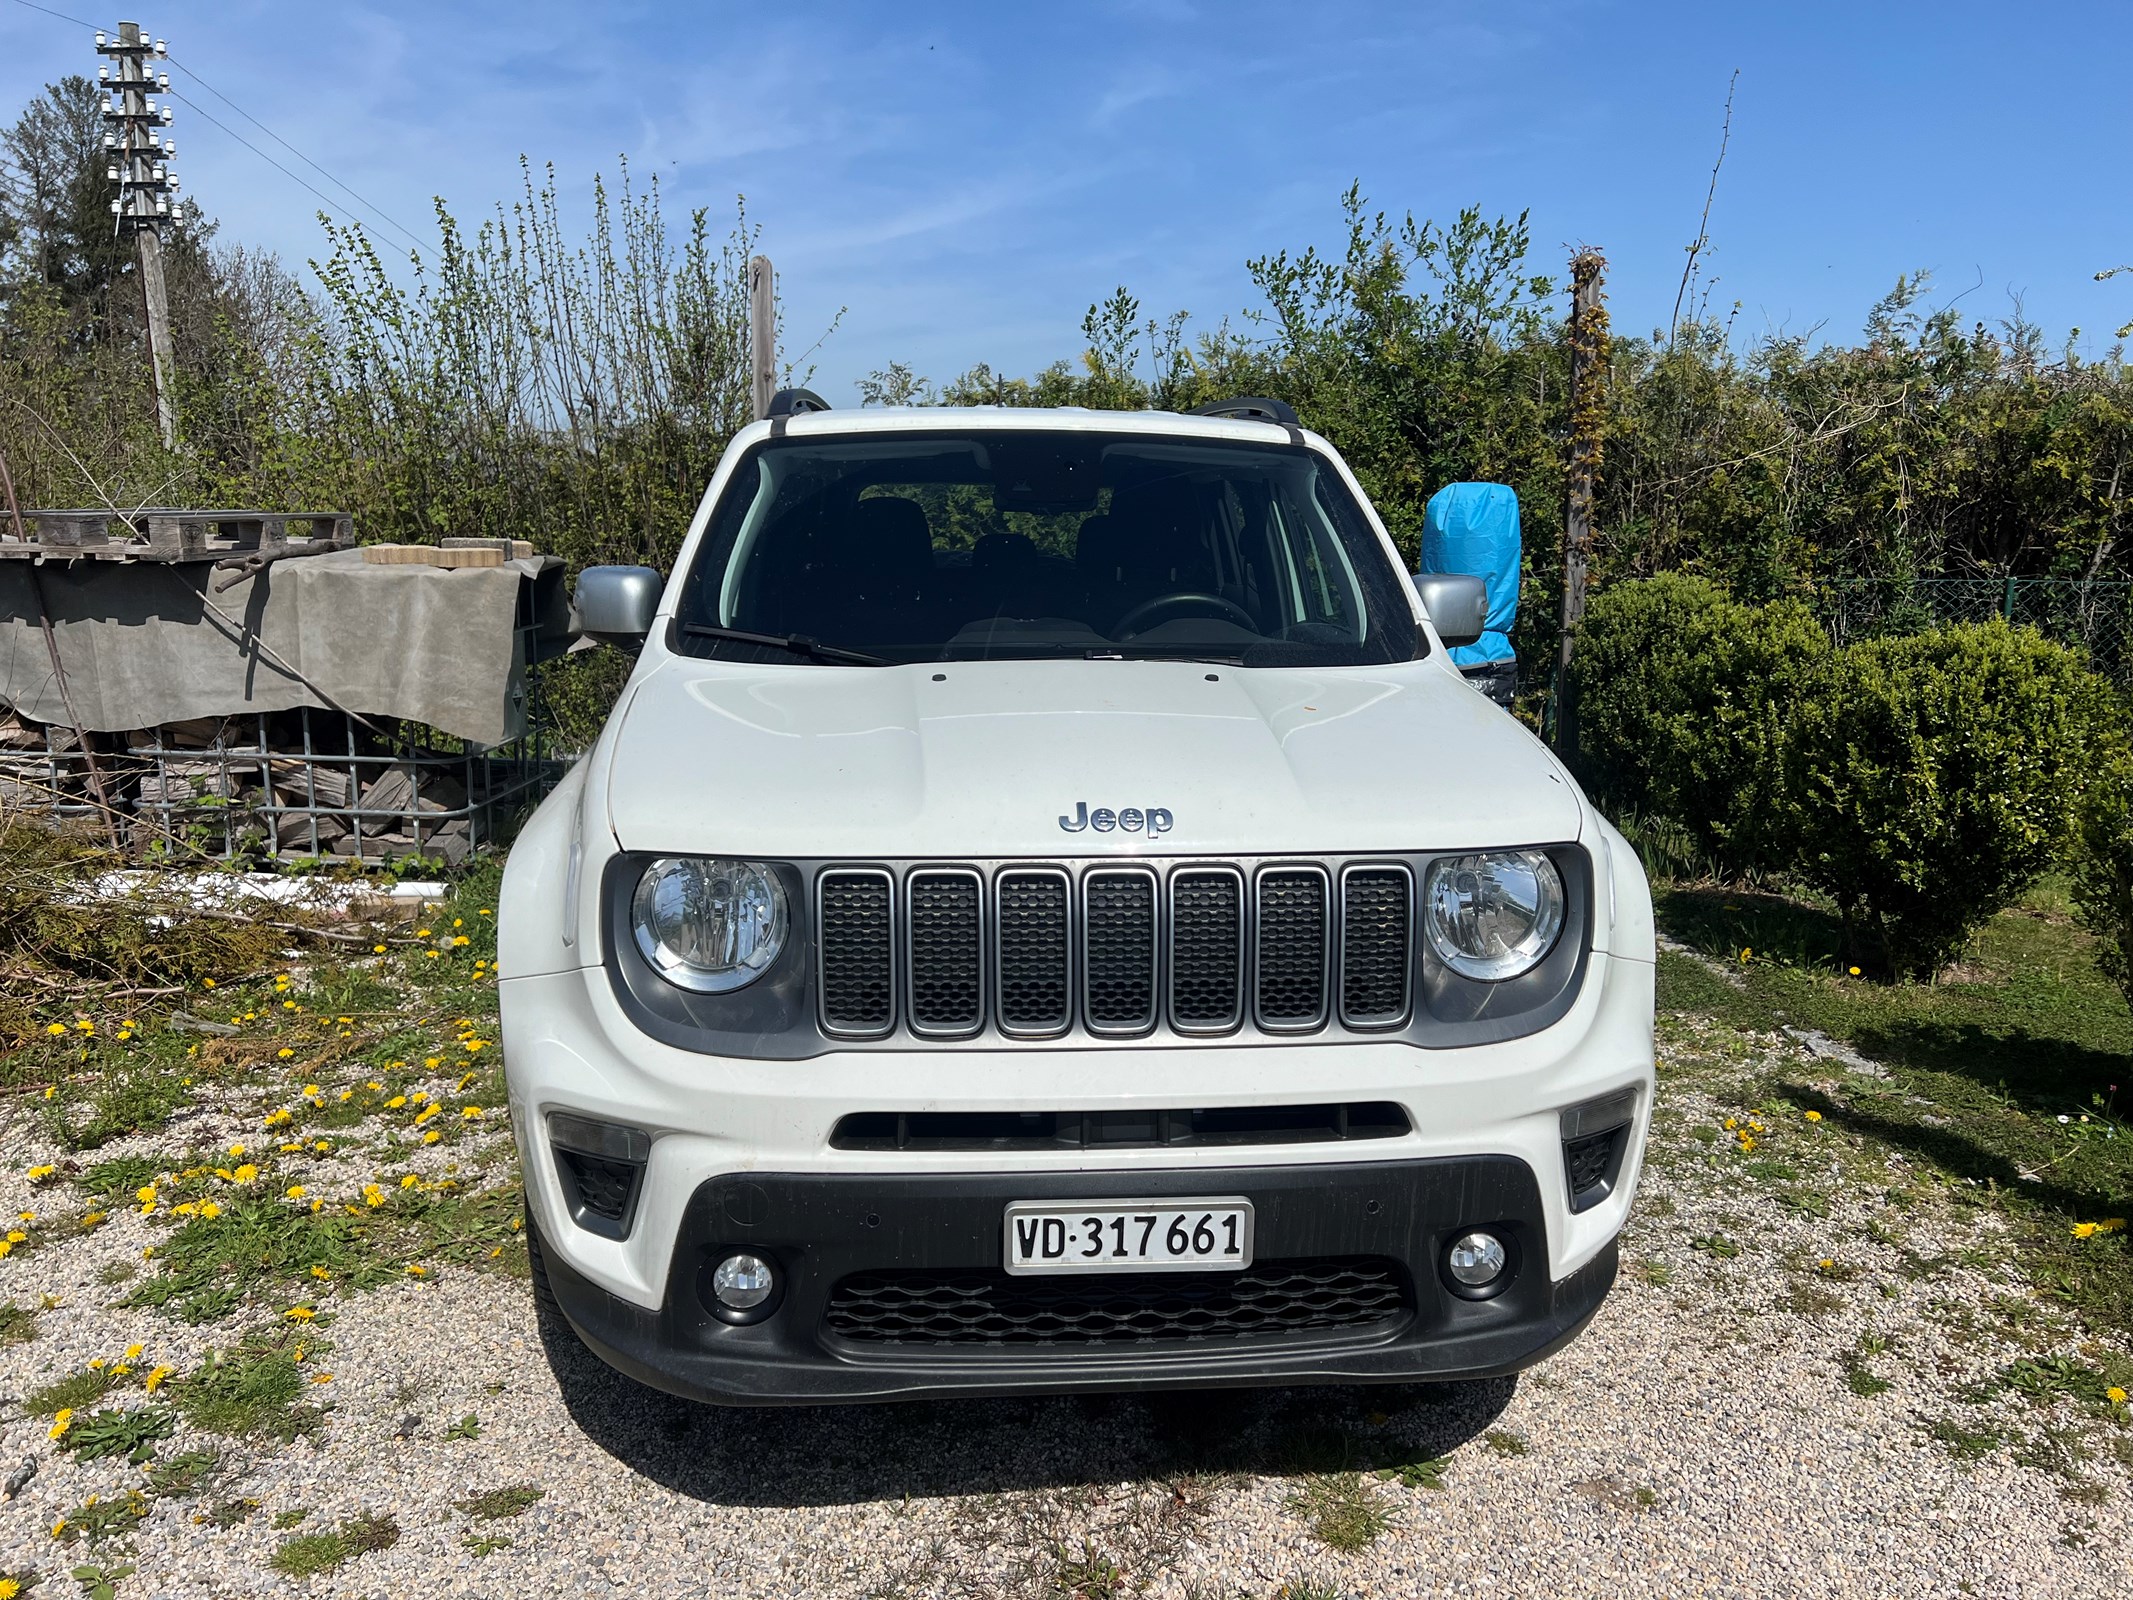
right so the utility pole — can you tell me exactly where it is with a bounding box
[749,254,776,421]
[1553,247,1609,757]
[96,20,184,449]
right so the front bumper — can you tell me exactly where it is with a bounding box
[537,1156,1617,1406]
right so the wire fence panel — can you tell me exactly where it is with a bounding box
[1817,579,2133,683]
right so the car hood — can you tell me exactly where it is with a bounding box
[602,656,1585,859]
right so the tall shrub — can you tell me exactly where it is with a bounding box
[1783,623,2113,977]
[1570,574,1830,878]
[2073,754,2133,1013]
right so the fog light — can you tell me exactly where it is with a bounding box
[712,1253,776,1310]
[1446,1231,1507,1287]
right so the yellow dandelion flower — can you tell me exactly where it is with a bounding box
[44,1022,66,1037]
[124,1342,144,1360]
[277,1048,295,1060]
[416,928,430,937]
[196,1200,221,1220]
[2101,1218,2128,1234]
[48,1407,74,1438]
[285,1306,316,1321]
[424,1058,441,1071]
[422,1131,440,1145]
[414,1104,440,1125]
[283,1000,297,1010]
[144,1365,172,1392]
[280,1142,302,1153]
[2109,1386,2128,1405]
[309,1199,323,1213]
[5,1229,23,1243]
[2074,1222,2101,1239]
[385,1095,407,1110]
[311,1264,331,1279]
[362,1184,385,1208]
[26,1165,55,1181]
[135,1185,156,1203]
[1737,1136,1757,1153]
[203,978,215,988]
[285,1184,307,1200]
[406,1264,428,1277]
[373,944,387,954]
[81,1210,107,1228]
[479,908,491,916]
[1805,1110,1824,1123]
[425,950,440,960]
[313,1140,331,1153]
[461,1106,482,1120]
[0,1240,12,1259]
[453,935,470,947]
[311,1372,334,1385]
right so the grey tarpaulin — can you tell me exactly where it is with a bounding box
[0,549,570,746]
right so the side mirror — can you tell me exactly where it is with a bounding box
[1413,572,1488,649]
[575,565,663,647]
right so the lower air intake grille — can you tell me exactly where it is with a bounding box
[1565,1127,1625,1210]
[1255,869,1329,1029]
[824,1257,1408,1346]
[819,871,893,1035]
[1083,870,1156,1033]
[996,871,1070,1034]
[1339,868,1412,1026]
[1170,869,1243,1031]
[908,872,982,1035]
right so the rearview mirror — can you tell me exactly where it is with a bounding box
[1413,572,1488,649]
[575,565,663,647]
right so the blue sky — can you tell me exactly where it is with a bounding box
[5,0,2130,402]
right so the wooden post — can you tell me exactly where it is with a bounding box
[749,255,776,421]
[1554,248,1609,755]
[138,225,176,449]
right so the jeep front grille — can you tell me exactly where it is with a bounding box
[814,858,1423,1043]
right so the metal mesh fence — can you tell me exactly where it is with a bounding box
[1817,578,2133,683]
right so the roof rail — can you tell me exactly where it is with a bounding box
[766,387,832,418]
[1188,396,1299,427]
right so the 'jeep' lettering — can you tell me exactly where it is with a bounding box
[1059,802,1174,835]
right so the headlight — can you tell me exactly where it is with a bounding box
[1423,849,1565,981]
[630,857,787,992]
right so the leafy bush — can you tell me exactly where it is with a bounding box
[1783,622,2116,977]
[2073,754,2133,1011]
[1571,574,1831,878]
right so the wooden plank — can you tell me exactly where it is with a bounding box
[360,544,505,569]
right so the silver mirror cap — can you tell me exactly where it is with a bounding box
[1414,572,1489,648]
[576,565,663,644]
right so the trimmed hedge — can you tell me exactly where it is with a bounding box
[1576,576,2121,979]
[1783,622,2114,977]
[2074,756,2133,1012]
[1572,574,1829,879]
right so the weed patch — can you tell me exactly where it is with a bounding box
[172,1327,327,1441]
[1285,1473,1392,1551]
[270,1512,400,1578]
[456,1483,544,1520]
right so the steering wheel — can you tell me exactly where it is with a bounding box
[1111,591,1259,638]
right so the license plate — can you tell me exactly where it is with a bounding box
[1003,1198,1255,1275]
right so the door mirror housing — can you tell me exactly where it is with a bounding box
[576,565,663,647]
[1413,572,1489,648]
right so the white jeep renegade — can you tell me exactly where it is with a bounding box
[497,394,1654,1405]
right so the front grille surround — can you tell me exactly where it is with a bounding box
[797,849,1585,1048]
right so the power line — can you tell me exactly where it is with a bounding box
[163,49,430,257]
[5,0,430,258]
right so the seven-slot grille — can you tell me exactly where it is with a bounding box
[818,861,1417,1041]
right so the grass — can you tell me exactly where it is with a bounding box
[1655,878,2133,1336]
[171,1326,328,1441]
[1284,1473,1392,1551]
[269,1512,399,1578]
[0,1299,38,1345]
[24,1365,122,1416]
[455,1484,544,1520]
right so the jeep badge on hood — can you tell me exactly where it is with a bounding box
[1059,802,1173,835]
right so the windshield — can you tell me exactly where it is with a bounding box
[673,429,1421,667]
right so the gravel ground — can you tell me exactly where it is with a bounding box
[2,1017,2129,1598]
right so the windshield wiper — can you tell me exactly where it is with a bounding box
[1084,648,1249,666]
[678,624,886,666]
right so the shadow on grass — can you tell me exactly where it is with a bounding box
[1656,884,1848,971]
[534,1308,1513,1507]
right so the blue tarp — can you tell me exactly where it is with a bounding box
[1420,481,1520,666]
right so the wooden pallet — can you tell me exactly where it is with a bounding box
[1,509,354,562]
